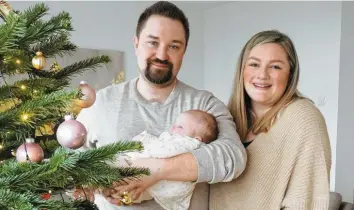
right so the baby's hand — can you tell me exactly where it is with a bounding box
[72,187,95,202]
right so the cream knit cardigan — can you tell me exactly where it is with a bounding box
[210,99,331,210]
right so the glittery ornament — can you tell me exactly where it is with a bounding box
[56,115,87,149]
[32,51,46,70]
[120,191,132,205]
[16,138,44,163]
[77,81,96,108]
[111,71,125,85]
[50,61,61,72]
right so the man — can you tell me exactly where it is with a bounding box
[76,1,247,209]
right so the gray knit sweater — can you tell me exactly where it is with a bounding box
[76,77,247,210]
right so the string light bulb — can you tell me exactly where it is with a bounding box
[0,144,3,150]
[20,85,26,90]
[21,114,29,121]
[15,59,21,65]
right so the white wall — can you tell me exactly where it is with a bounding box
[336,1,354,203]
[203,1,342,191]
[8,1,206,90]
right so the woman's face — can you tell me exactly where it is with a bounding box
[243,43,291,108]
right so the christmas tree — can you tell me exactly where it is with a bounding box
[0,1,149,209]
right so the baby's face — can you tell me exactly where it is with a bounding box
[170,113,198,138]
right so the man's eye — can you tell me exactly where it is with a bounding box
[170,45,180,50]
[148,41,158,47]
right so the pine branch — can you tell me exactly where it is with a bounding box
[53,55,111,79]
[19,11,73,47]
[78,141,143,163]
[0,12,27,54]
[0,89,81,138]
[0,50,32,76]
[31,33,77,58]
[28,68,55,78]
[0,189,36,210]
[21,3,49,27]
[0,189,76,210]
[0,78,69,102]
[28,56,111,80]
[0,141,149,192]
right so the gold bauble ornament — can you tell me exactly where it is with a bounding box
[32,51,46,70]
[76,81,96,108]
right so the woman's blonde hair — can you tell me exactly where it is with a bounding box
[228,30,304,141]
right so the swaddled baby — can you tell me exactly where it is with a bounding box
[117,109,219,210]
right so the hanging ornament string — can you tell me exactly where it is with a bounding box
[80,185,88,201]
[16,137,44,163]
[24,139,30,163]
[59,191,65,203]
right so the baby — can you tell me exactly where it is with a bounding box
[116,109,219,210]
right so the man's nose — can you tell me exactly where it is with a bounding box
[156,46,169,61]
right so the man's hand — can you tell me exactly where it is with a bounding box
[103,158,164,205]
[101,187,122,205]
[113,174,159,200]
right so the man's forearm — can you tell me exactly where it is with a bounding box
[159,152,198,182]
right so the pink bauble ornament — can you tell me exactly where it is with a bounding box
[16,138,44,163]
[56,115,87,149]
[77,81,96,108]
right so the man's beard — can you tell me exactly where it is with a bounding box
[144,58,173,85]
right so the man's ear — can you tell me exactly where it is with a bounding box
[133,36,139,55]
[195,136,203,142]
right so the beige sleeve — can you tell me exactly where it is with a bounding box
[281,104,332,210]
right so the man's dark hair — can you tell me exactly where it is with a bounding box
[136,1,190,48]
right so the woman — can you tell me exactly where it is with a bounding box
[209,30,331,209]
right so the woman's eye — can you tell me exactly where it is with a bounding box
[271,65,281,70]
[249,63,259,67]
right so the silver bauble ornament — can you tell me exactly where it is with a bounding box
[16,138,44,163]
[56,115,87,149]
